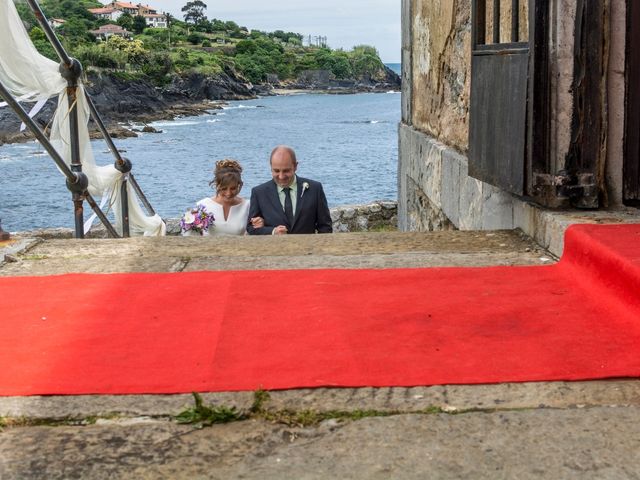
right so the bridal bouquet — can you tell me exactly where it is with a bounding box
[180,204,214,235]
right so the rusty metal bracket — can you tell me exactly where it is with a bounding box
[533,171,598,207]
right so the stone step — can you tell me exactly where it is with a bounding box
[0,230,552,276]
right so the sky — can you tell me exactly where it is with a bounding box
[137,0,401,62]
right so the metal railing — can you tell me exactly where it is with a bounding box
[0,0,159,238]
[0,80,118,237]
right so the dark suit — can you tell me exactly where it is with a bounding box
[247,176,332,234]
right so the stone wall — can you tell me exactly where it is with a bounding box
[398,124,516,232]
[329,201,398,233]
[167,201,398,234]
[410,0,471,152]
[11,202,398,238]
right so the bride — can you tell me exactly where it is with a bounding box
[182,159,263,236]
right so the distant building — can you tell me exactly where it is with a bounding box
[89,2,166,28]
[103,1,139,15]
[89,23,131,40]
[87,7,123,22]
[143,13,167,28]
[48,18,65,29]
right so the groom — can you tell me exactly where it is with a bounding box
[247,145,332,235]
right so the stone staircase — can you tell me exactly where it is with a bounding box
[0,229,551,277]
[1,230,640,479]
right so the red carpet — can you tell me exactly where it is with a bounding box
[0,224,639,396]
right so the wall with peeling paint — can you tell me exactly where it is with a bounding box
[399,0,632,237]
[411,0,470,151]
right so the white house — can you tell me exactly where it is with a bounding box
[90,2,166,28]
[48,18,65,29]
[143,13,166,28]
[87,7,123,22]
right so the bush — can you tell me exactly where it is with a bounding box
[33,39,58,61]
[187,33,204,45]
[141,52,174,84]
[73,43,127,69]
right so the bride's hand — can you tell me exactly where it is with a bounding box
[250,216,264,228]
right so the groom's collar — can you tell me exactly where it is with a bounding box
[275,175,298,191]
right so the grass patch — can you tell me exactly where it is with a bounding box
[21,254,49,260]
[250,388,271,414]
[173,389,461,429]
[261,408,402,427]
[0,416,98,428]
[175,392,244,427]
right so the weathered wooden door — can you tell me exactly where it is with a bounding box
[625,0,640,204]
[469,0,529,195]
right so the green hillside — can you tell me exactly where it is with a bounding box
[15,0,388,85]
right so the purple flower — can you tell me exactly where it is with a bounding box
[181,204,215,234]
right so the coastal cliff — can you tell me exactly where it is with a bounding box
[0,66,400,145]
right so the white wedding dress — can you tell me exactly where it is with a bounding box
[182,197,250,236]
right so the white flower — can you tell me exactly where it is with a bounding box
[183,210,195,224]
[301,182,310,197]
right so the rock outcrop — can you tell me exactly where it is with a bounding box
[0,66,400,145]
[269,66,401,93]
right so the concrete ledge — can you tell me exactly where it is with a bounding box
[2,380,640,420]
[398,124,640,256]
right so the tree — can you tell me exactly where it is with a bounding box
[29,26,58,60]
[14,4,37,28]
[165,13,174,45]
[59,17,90,43]
[132,15,147,35]
[117,13,133,31]
[210,18,226,32]
[181,1,207,25]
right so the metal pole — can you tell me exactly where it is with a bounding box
[85,194,120,238]
[128,174,157,216]
[64,80,85,239]
[120,178,130,237]
[86,97,157,216]
[84,93,125,167]
[0,219,10,241]
[26,0,85,237]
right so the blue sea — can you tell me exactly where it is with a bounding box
[0,87,400,232]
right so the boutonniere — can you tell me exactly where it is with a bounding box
[301,182,310,197]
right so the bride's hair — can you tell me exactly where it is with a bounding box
[210,159,243,193]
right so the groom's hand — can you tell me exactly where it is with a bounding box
[250,216,264,228]
[272,225,288,235]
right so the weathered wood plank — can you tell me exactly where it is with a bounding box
[469,51,528,195]
[624,0,640,203]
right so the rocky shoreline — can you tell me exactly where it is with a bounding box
[0,67,401,146]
